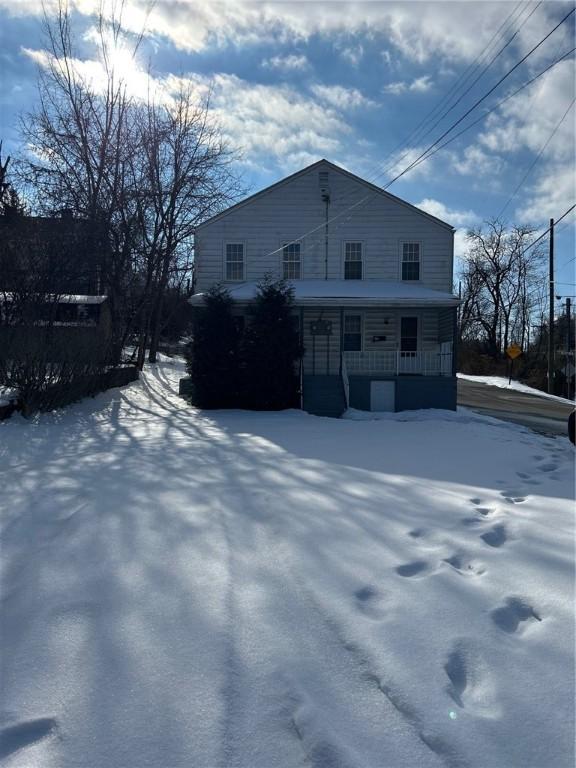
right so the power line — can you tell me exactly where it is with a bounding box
[382,6,575,190]
[497,98,576,218]
[372,1,536,187]
[402,1,543,166]
[239,9,575,268]
[254,40,575,266]
[389,46,575,181]
[362,0,529,188]
[338,45,574,236]
[283,2,544,237]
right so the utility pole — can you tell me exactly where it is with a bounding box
[567,297,572,399]
[547,218,554,394]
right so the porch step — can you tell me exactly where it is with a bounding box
[303,375,346,418]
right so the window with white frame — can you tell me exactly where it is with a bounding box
[283,243,301,279]
[344,242,363,280]
[225,243,244,281]
[401,242,420,281]
[343,314,362,351]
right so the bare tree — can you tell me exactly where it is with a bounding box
[131,85,243,365]
[17,1,243,368]
[0,144,26,215]
[459,219,545,358]
[17,1,142,353]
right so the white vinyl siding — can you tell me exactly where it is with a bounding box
[225,243,244,281]
[401,242,421,281]
[283,243,301,279]
[344,242,363,280]
[194,162,454,293]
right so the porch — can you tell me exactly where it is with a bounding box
[343,348,453,376]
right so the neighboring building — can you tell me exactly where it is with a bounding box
[191,159,459,416]
[0,209,106,294]
[0,211,113,364]
[0,294,112,364]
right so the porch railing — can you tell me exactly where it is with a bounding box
[343,350,453,376]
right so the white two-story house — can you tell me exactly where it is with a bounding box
[191,159,459,416]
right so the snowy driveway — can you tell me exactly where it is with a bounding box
[1,359,574,768]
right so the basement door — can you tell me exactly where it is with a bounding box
[370,381,395,412]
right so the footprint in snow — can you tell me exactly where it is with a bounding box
[396,560,431,578]
[444,641,497,716]
[537,462,558,473]
[461,517,481,527]
[354,586,386,620]
[491,597,542,634]
[408,528,426,539]
[500,490,527,504]
[469,497,483,506]
[0,718,58,760]
[443,554,485,577]
[481,524,508,548]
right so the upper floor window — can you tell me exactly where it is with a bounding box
[283,243,301,280]
[343,314,362,351]
[344,242,363,280]
[401,242,420,281]
[226,243,244,281]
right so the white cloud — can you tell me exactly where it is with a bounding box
[417,198,480,257]
[385,144,438,183]
[474,58,575,220]
[381,49,393,67]
[516,163,576,224]
[383,81,406,96]
[410,75,433,93]
[478,60,575,164]
[383,75,433,95]
[193,73,353,174]
[261,54,309,72]
[449,145,505,178]
[1,0,535,65]
[338,43,364,68]
[310,84,376,110]
[22,45,169,104]
[21,31,362,175]
[417,198,480,229]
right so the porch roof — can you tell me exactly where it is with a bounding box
[191,280,460,307]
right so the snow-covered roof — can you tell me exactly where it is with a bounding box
[190,280,460,307]
[1,293,108,304]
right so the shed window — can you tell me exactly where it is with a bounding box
[226,243,244,281]
[401,242,420,281]
[283,243,301,279]
[344,242,363,280]
[343,314,362,351]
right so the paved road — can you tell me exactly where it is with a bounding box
[457,378,575,437]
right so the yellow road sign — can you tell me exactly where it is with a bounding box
[506,344,522,360]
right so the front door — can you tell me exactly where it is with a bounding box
[399,316,419,374]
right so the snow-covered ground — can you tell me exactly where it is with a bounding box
[457,373,575,404]
[1,358,574,768]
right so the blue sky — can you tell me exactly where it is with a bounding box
[0,0,574,295]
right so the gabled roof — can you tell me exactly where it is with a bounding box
[196,159,455,232]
